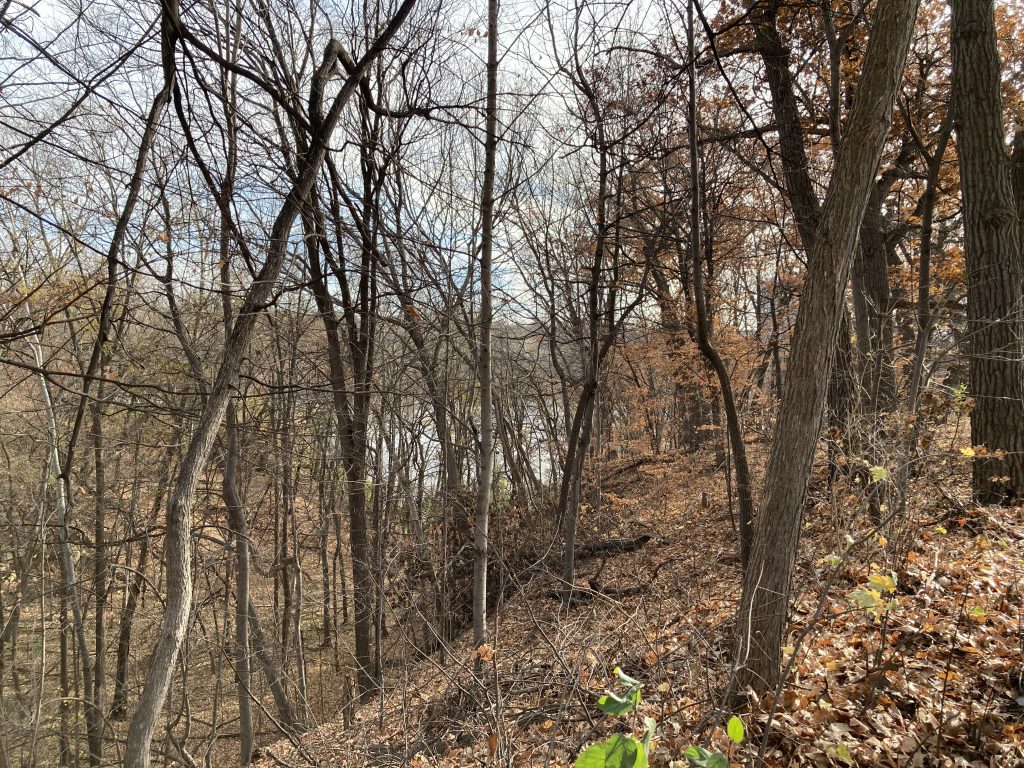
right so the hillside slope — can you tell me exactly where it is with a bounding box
[255,450,1024,768]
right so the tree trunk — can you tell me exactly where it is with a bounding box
[28,316,102,765]
[111,438,176,721]
[951,0,1024,503]
[223,404,254,764]
[89,396,107,766]
[734,0,919,695]
[899,117,952,500]
[123,5,417,760]
[853,185,897,413]
[473,0,498,651]
[1012,129,1024,229]
[750,0,856,434]
[685,0,753,570]
[304,200,377,697]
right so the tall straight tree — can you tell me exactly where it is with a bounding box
[950,0,1024,503]
[733,0,920,694]
[473,0,498,651]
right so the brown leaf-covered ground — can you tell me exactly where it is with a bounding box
[255,445,1024,768]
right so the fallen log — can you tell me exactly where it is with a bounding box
[576,533,665,560]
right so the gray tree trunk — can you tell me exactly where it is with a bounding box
[473,0,498,651]
[123,4,418,761]
[734,0,920,695]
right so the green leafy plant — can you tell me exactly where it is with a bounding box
[867,464,889,483]
[849,568,899,621]
[575,668,656,768]
[576,670,748,768]
[683,715,744,767]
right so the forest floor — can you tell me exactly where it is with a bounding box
[253,444,1024,768]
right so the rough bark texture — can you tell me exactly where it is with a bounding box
[951,0,1024,503]
[854,183,897,412]
[734,0,920,694]
[749,0,821,251]
[750,0,856,434]
[1013,130,1024,228]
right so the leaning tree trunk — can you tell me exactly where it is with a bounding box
[951,0,1024,503]
[123,4,418,762]
[734,0,920,695]
[750,0,856,442]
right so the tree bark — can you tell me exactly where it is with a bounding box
[734,0,919,695]
[473,0,498,651]
[89,396,107,766]
[853,184,898,413]
[749,0,856,436]
[1012,129,1024,229]
[111,437,176,721]
[951,0,1024,503]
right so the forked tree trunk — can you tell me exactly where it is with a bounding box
[734,0,919,695]
[750,0,856,437]
[951,0,1024,503]
[124,4,417,762]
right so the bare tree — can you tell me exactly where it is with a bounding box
[124,2,419,763]
[473,0,499,652]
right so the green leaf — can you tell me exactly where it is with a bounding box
[850,588,881,609]
[599,686,641,716]
[641,717,656,752]
[726,715,745,744]
[867,572,896,594]
[683,745,731,768]
[597,690,632,716]
[576,742,610,768]
[614,667,642,688]
[574,734,646,768]
[630,685,642,709]
[828,741,855,767]
[683,745,709,766]
[868,465,889,482]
